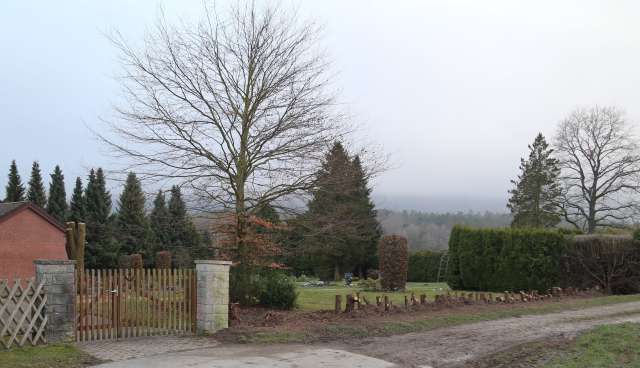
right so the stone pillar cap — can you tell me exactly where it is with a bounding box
[34,259,77,265]
[194,260,233,266]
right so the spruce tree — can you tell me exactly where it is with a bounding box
[116,172,149,255]
[351,155,382,277]
[305,142,382,280]
[167,186,203,263]
[150,190,170,252]
[167,186,188,247]
[85,168,118,268]
[68,177,86,222]
[5,160,25,202]
[507,133,562,228]
[47,165,67,223]
[27,161,47,207]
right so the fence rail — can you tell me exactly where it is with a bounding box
[77,268,196,342]
[0,278,47,349]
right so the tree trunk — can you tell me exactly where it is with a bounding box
[334,264,341,281]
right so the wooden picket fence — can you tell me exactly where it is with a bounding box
[76,268,196,342]
[0,278,47,349]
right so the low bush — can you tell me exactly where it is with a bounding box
[379,235,409,291]
[155,251,172,269]
[447,226,566,292]
[256,270,298,310]
[408,251,443,282]
[357,277,382,291]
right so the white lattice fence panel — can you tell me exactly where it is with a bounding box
[0,278,47,349]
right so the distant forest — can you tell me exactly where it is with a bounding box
[377,209,512,251]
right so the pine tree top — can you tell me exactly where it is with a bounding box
[5,160,25,202]
[46,165,67,223]
[27,161,47,208]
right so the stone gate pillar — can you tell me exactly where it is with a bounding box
[195,260,232,334]
[34,259,76,343]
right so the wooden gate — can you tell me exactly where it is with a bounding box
[76,269,196,342]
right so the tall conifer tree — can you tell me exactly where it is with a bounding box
[507,133,562,228]
[150,190,170,251]
[85,168,118,267]
[166,186,203,263]
[305,142,381,280]
[116,172,149,255]
[351,155,382,275]
[68,177,86,222]
[5,160,25,202]
[27,161,47,207]
[47,165,67,223]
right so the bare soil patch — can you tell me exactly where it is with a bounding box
[215,293,626,344]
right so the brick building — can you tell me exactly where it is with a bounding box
[0,201,67,281]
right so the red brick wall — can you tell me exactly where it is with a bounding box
[0,209,67,282]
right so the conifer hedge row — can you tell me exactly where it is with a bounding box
[408,251,443,282]
[447,226,566,292]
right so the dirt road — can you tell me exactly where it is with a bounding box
[346,300,640,367]
[92,301,640,368]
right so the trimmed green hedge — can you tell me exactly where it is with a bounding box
[447,226,566,292]
[408,251,443,282]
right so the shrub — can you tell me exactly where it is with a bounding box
[256,270,298,310]
[155,251,172,269]
[408,251,443,282]
[447,226,566,292]
[367,269,380,280]
[118,254,132,269]
[561,235,640,294]
[357,277,381,291]
[378,235,409,291]
[130,253,143,269]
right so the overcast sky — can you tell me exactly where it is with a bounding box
[2,1,640,212]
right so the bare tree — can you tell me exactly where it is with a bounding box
[555,106,640,233]
[101,3,346,266]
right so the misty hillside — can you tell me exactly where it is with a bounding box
[373,194,508,213]
[377,209,512,251]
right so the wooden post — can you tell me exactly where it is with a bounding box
[65,222,86,271]
[335,295,342,314]
[404,295,408,309]
[345,295,354,313]
[376,296,381,307]
[420,294,426,305]
[384,295,389,312]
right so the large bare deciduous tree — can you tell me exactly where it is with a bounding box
[101,4,345,268]
[555,106,640,233]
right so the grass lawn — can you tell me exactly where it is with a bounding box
[544,323,640,368]
[0,344,103,368]
[296,281,450,311]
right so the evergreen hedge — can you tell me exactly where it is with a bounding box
[408,251,443,282]
[447,226,566,292]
